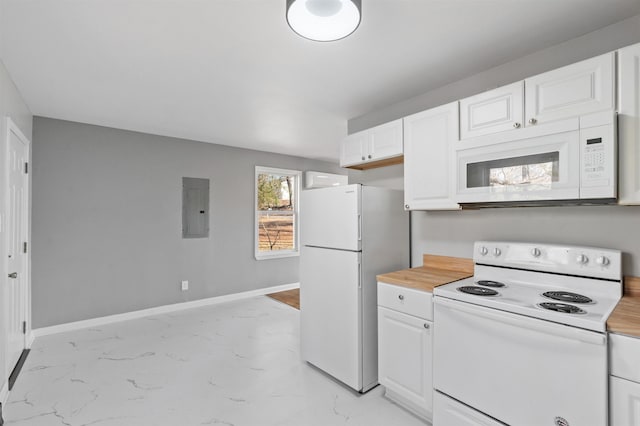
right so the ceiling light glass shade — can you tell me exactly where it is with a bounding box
[286,0,362,42]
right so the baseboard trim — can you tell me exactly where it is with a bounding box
[26,331,35,349]
[33,282,300,338]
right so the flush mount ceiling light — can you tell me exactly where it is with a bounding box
[286,0,362,42]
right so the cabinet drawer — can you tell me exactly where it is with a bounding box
[378,282,432,320]
[610,333,640,383]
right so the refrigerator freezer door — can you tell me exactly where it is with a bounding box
[300,246,362,391]
[300,184,361,251]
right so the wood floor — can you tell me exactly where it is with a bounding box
[266,288,300,310]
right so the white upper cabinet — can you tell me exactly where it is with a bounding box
[618,42,640,205]
[341,131,368,167]
[340,119,403,169]
[459,81,524,139]
[525,52,615,126]
[403,102,460,211]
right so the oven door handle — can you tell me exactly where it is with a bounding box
[435,297,606,346]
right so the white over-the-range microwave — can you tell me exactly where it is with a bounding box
[455,110,617,206]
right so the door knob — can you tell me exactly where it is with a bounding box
[8,272,17,279]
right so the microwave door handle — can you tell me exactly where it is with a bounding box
[436,297,606,346]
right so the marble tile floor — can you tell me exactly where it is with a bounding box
[4,296,428,426]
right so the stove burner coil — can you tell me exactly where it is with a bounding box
[476,280,505,288]
[538,302,586,314]
[542,291,593,304]
[457,286,499,296]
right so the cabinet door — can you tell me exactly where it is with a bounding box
[610,376,640,426]
[378,307,433,417]
[459,81,524,139]
[403,102,460,210]
[340,131,367,167]
[525,52,615,126]
[618,42,640,205]
[368,119,403,162]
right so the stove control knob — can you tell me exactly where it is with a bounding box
[596,256,610,266]
[479,246,488,256]
[576,254,589,265]
[493,248,502,257]
[531,248,541,258]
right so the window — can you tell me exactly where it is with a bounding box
[255,166,301,260]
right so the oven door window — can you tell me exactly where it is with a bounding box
[466,152,559,190]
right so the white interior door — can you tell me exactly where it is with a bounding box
[300,246,361,391]
[5,118,29,377]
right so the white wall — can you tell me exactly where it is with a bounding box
[0,58,32,400]
[348,15,640,276]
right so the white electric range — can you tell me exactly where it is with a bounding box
[433,241,622,426]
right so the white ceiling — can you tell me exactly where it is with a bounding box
[1,0,639,162]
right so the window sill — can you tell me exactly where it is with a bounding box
[255,251,300,261]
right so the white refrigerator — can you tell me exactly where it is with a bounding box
[299,184,409,393]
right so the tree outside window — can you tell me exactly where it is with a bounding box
[255,167,301,259]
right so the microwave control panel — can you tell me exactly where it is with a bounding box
[580,123,616,198]
[584,138,606,177]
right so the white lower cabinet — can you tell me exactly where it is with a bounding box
[610,332,640,425]
[610,376,640,426]
[377,282,433,421]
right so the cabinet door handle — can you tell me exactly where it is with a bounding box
[424,323,430,329]
[513,122,521,128]
[361,156,365,161]
[8,272,17,279]
[528,118,537,125]
[368,154,372,159]
[398,294,404,300]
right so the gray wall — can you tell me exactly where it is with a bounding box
[348,15,640,276]
[32,117,343,328]
[0,59,32,395]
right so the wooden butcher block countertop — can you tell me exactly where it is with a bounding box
[377,254,474,293]
[607,276,640,337]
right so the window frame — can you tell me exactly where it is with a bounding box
[254,166,301,260]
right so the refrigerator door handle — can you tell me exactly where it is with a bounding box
[358,214,362,242]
